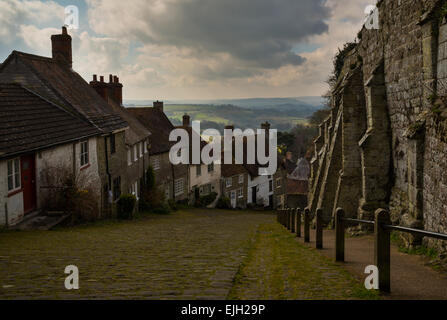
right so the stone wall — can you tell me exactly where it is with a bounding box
[309,0,447,252]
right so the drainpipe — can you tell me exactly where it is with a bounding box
[104,136,111,189]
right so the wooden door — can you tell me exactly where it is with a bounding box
[21,154,36,214]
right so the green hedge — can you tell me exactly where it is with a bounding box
[117,194,136,220]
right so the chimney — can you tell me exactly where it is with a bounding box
[286,151,293,161]
[183,114,190,127]
[154,100,164,112]
[261,121,271,131]
[90,74,123,105]
[90,74,108,101]
[112,75,123,106]
[51,26,72,68]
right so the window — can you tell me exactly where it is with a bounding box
[226,178,232,188]
[127,149,132,166]
[7,158,21,192]
[80,140,89,167]
[239,174,244,184]
[174,178,184,196]
[230,190,236,200]
[208,163,214,173]
[144,140,148,154]
[139,142,143,158]
[113,176,121,200]
[269,180,273,192]
[133,145,138,161]
[276,178,282,188]
[237,188,243,198]
[110,134,116,154]
[151,156,160,170]
[196,165,202,176]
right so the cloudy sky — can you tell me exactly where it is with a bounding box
[0,0,374,100]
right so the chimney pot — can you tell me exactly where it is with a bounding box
[100,76,104,82]
[183,114,191,127]
[62,26,68,35]
[93,74,97,82]
[109,74,113,83]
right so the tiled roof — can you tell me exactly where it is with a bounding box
[0,83,101,159]
[127,107,174,154]
[108,103,151,146]
[0,51,127,133]
[287,179,309,195]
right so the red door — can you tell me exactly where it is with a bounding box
[21,154,36,214]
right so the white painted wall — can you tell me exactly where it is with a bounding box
[189,163,221,205]
[247,174,274,207]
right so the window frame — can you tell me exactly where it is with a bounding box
[133,145,138,162]
[207,163,214,173]
[237,188,243,198]
[174,178,184,196]
[238,174,244,184]
[7,158,21,192]
[226,178,232,188]
[80,140,89,168]
[127,148,132,166]
[151,156,161,170]
[139,142,143,158]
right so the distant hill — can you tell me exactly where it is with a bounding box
[124,97,324,132]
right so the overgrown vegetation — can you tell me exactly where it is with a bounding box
[117,194,137,220]
[216,196,232,209]
[139,165,171,214]
[40,162,99,224]
[195,192,218,208]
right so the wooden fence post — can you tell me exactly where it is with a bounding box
[316,208,323,249]
[289,208,294,232]
[304,208,310,243]
[335,208,345,262]
[296,208,302,238]
[375,208,391,293]
[291,208,296,233]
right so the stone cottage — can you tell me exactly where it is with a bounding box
[0,27,148,218]
[308,0,447,252]
[127,102,189,203]
[0,83,101,226]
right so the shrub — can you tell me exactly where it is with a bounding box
[168,199,178,211]
[197,192,218,207]
[216,196,231,209]
[117,194,137,220]
[40,162,99,224]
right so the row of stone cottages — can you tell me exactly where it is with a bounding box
[0,27,298,227]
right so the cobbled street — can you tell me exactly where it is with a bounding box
[0,209,373,300]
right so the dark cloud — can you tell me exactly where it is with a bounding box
[90,0,329,70]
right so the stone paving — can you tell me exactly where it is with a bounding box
[0,209,272,300]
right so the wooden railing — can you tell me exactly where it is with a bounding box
[276,207,447,293]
